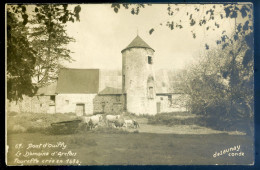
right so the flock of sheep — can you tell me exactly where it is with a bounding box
[80,114,140,130]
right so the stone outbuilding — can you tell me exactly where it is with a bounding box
[7,82,57,114]
[55,68,99,115]
[7,35,187,115]
[55,68,125,116]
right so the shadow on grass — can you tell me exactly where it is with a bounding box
[146,112,254,136]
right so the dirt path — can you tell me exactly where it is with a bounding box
[132,124,246,135]
[126,117,246,135]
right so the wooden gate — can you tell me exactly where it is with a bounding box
[75,104,85,116]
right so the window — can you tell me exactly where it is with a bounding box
[168,95,172,106]
[162,82,166,87]
[148,56,153,64]
[50,95,55,102]
[148,87,154,99]
[65,100,69,104]
[147,76,154,99]
[160,97,163,100]
[123,75,125,90]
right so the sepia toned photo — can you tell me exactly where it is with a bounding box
[6,3,254,165]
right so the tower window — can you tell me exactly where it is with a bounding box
[50,95,55,102]
[148,56,153,64]
[123,75,125,90]
[168,95,172,105]
[148,87,154,99]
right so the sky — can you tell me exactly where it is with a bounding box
[63,4,239,70]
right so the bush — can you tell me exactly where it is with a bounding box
[196,115,254,135]
[176,39,254,135]
[147,113,199,126]
[7,112,79,134]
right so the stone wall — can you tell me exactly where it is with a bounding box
[7,93,125,115]
[55,94,97,115]
[7,95,55,113]
[55,94,125,115]
[156,94,188,113]
[93,95,125,114]
[156,95,170,113]
[32,96,55,113]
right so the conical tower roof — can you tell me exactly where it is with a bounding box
[121,35,155,53]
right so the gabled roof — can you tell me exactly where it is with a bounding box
[56,68,99,94]
[99,87,122,95]
[43,68,182,95]
[121,35,155,53]
[36,82,57,96]
[155,69,184,94]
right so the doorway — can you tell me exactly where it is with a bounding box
[157,102,161,113]
[75,103,85,116]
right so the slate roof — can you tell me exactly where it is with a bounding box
[99,87,122,95]
[121,35,155,53]
[56,68,99,94]
[155,69,184,94]
[99,69,122,94]
[155,69,172,94]
[37,68,181,95]
[36,82,57,96]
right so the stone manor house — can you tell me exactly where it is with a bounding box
[7,35,187,116]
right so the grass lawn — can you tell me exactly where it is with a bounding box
[6,132,254,165]
[6,112,254,165]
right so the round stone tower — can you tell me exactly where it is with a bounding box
[121,35,156,115]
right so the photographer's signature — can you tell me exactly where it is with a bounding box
[213,145,245,157]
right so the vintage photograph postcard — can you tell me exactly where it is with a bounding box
[6,3,254,165]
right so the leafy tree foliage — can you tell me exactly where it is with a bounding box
[111,3,253,48]
[111,3,254,132]
[176,33,253,132]
[7,4,81,101]
[7,10,36,101]
[29,5,81,86]
[111,4,150,15]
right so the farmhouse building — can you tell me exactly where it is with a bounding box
[7,35,187,115]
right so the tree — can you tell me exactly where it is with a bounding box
[111,3,254,132]
[7,8,36,101]
[176,34,253,132]
[111,3,253,58]
[111,3,254,92]
[6,4,81,101]
[30,5,81,86]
